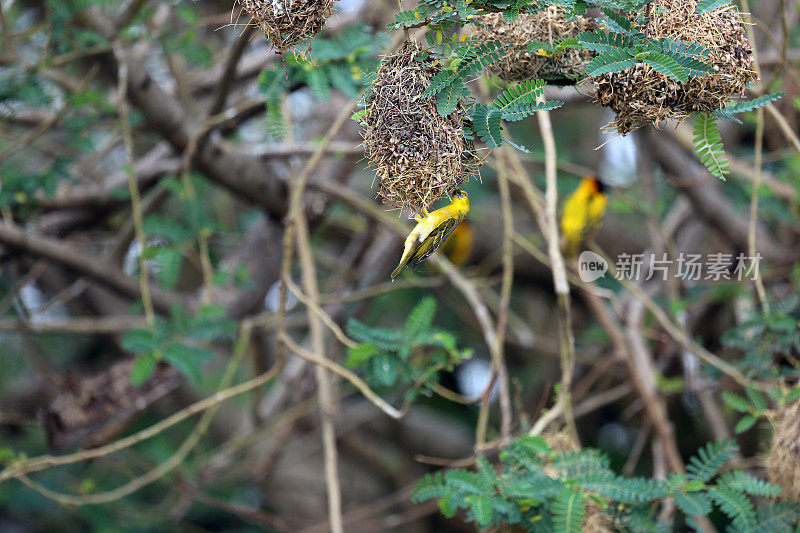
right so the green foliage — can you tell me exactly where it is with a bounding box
[709,484,755,529]
[258,69,288,138]
[0,67,53,109]
[693,113,731,180]
[471,103,506,149]
[696,0,730,13]
[553,488,587,533]
[717,471,782,498]
[261,25,388,135]
[748,502,800,532]
[686,438,739,482]
[716,92,786,122]
[470,78,563,150]
[722,294,800,378]
[345,297,472,402]
[639,51,688,83]
[414,435,795,531]
[579,30,712,82]
[122,304,237,385]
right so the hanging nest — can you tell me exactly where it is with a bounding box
[361,41,481,212]
[471,7,598,85]
[240,0,336,53]
[593,0,757,135]
[767,400,800,502]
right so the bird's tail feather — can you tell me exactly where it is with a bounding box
[391,261,406,281]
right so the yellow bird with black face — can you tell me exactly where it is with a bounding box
[391,190,470,280]
[560,176,607,258]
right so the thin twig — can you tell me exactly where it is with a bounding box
[296,211,343,533]
[749,108,769,312]
[591,245,756,390]
[11,324,257,504]
[279,333,403,419]
[285,276,357,349]
[0,326,282,484]
[115,43,155,325]
[494,150,515,440]
[536,96,578,441]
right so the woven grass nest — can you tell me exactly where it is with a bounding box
[472,7,598,85]
[768,400,800,502]
[362,41,481,212]
[594,0,757,135]
[240,0,335,53]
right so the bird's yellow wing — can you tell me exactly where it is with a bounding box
[407,216,463,270]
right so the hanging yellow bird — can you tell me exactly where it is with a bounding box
[560,176,607,258]
[391,190,470,280]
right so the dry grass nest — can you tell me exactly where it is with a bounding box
[361,41,481,212]
[593,0,757,135]
[472,6,598,85]
[768,400,800,502]
[240,0,335,53]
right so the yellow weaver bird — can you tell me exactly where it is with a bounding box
[560,176,607,258]
[391,190,470,280]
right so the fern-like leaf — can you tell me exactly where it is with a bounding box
[551,449,611,477]
[639,51,688,83]
[599,7,633,34]
[576,471,661,503]
[576,30,634,53]
[404,296,437,339]
[436,80,466,117]
[475,457,499,488]
[721,391,751,413]
[346,319,405,351]
[499,100,563,122]
[493,79,547,109]
[709,485,755,528]
[471,104,504,148]
[718,92,784,118]
[744,502,800,533]
[501,471,561,500]
[674,491,713,517]
[412,472,448,503]
[445,469,493,495]
[734,415,758,434]
[696,0,729,13]
[687,439,739,482]
[717,471,782,498]
[466,494,494,527]
[692,113,730,181]
[389,7,428,29]
[552,486,586,533]
[657,46,712,78]
[457,41,506,78]
[585,48,637,76]
[656,37,710,59]
[422,70,457,98]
